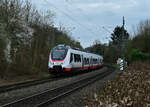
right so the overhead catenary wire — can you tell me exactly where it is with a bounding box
[43,0,101,38]
[102,26,113,34]
[65,1,115,31]
[64,0,103,34]
[64,0,117,41]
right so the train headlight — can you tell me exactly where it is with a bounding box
[49,60,53,65]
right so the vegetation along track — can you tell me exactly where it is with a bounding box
[0,77,61,94]
[1,66,115,107]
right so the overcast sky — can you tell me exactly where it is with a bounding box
[30,0,150,48]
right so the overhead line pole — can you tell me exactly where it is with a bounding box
[102,17,126,70]
[122,16,126,69]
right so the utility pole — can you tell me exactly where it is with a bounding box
[122,16,126,69]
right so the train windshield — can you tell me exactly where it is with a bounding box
[51,47,68,60]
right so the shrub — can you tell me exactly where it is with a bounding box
[130,49,150,61]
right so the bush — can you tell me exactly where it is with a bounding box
[130,49,150,61]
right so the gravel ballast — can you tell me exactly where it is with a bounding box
[48,68,119,107]
[0,67,111,106]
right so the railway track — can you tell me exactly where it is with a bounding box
[0,65,111,94]
[1,66,114,107]
[0,77,61,94]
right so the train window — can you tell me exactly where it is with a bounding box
[86,58,88,64]
[100,59,102,63]
[87,58,89,64]
[51,47,67,60]
[93,59,95,64]
[93,58,97,64]
[90,58,92,64]
[83,58,89,65]
[96,59,97,64]
[84,58,86,64]
[79,55,81,62]
[74,54,81,62]
[76,54,78,62]
[74,54,77,62]
[70,53,73,63]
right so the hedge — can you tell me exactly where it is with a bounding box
[131,49,150,61]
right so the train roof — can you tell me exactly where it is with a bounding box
[54,44,103,58]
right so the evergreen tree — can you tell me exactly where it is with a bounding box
[111,26,129,45]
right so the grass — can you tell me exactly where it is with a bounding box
[111,63,120,69]
[0,72,51,87]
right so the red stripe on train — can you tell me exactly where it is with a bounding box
[51,59,64,62]
[63,68,71,72]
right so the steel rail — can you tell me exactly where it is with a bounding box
[37,70,113,107]
[0,65,111,94]
[1,66,114,107]
[0,77,60,94]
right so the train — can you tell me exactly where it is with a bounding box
[48,44,103,75]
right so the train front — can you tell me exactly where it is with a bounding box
[48,45,71,75]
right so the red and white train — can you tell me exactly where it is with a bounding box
[48,44,103,75]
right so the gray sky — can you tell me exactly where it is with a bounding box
[30,0,150,48]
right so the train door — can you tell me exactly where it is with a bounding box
[81,55,84,69]
[70,53,74,67]
[90,56,93,69]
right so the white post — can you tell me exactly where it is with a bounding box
[120,59,124,71]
